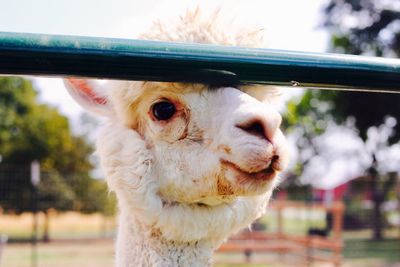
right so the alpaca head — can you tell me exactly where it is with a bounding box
[64,10,289,245]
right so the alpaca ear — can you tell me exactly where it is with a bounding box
[64,78,113,117]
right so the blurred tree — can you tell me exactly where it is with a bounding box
[284,0,400,239]
[283,89,335,180]
[323,0,400,142]
[324,0,400,57]
[0,77,87,212]
[323,0,400,240]
[0,77,115,240]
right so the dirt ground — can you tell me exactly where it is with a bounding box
[2,238,400,267]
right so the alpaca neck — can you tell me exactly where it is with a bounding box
[116,211,214,267]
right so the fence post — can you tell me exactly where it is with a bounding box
[30,161,40,267]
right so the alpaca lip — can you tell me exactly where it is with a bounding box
[221,160,278,182]
[161,199,226,208]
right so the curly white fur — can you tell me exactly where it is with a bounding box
[65,9,289,267]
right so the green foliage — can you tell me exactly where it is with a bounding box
[66,173,116,215]
[285,0,400,147]
[322,0,400,140]
[283,90,339,178]
[282,1,400,239]
[284,90,336,134]
[0,77,115,216]
[0,77,93,169]
[38,172,75,212]
[307,0,400,141]
[328,91,400,142]
[324,0,400,57]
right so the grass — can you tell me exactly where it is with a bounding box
[0,212,115,239]
[344,238,400,262]
[2,240,114,267]
[259,208,326,236]
[1,212,399,266]
[0,208,330,240]
[3,239,399,267]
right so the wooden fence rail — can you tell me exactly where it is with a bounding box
[217,201,345,266]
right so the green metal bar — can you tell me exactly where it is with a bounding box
[0,31,399,92]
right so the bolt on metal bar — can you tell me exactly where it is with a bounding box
[0,31,399,93]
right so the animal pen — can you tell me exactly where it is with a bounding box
[0,32,399,267]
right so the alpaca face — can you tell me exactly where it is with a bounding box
[132,82,289,206]
[65,79,288,206]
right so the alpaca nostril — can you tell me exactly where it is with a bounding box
[271,155,279,165]
[236,119,269,141]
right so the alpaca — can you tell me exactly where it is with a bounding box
[65,10,289,267]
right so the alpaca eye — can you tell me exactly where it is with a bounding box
[152,101,176,121]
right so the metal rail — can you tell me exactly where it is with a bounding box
[0,32,399,93]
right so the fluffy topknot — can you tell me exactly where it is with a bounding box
[139,7,280,103]
[140,7,265,48]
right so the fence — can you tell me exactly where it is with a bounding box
[214,179,400,265]
[0,163,115,242]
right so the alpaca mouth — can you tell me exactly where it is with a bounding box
[161,198,231,208]
[221,158,279,182]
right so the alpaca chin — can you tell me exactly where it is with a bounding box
[155,193,274,244]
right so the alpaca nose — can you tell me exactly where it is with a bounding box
[236,115,281,143]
